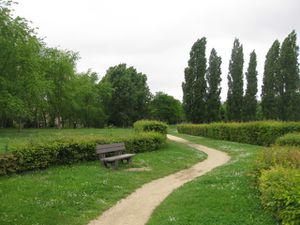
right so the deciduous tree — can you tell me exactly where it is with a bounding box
[206,48,222,122]
[226,38,244,121]
[243,51,258,121]
[261,40,280,120]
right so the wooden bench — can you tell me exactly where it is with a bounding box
[95,143,135,168]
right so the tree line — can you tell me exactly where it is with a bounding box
[183,31,300,123]
[0,1,184,128]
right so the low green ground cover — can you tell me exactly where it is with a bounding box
[147,132,276,225]
[0,140,206,225]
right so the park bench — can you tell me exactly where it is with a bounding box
[96,143,135,168]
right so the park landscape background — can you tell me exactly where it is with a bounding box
[1,1,300,225]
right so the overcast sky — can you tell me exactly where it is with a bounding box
[14,0,300,101]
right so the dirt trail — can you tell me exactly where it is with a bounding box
[88,134,230,225]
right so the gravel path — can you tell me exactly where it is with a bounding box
[88,134,230,225]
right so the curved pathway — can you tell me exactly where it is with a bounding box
[88,134,230,225]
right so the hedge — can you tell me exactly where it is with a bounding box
[275,132,300,147]
[0,132,166,175]
[259,167,300,225]
[134,120,168,135]
[255,146,300,174]
[177,121,300,146]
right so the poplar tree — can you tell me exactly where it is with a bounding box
[226,38,244,121]
[261,40,280,120]
[206,48,222,122]
[278,30,300,121]
[243,51,258,121]
[182,37,207,123]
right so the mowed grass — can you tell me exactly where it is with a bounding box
[0,138,206,225]
[0,128,133,152]
[147,132,276,225]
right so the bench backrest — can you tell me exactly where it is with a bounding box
[96,143,125,155]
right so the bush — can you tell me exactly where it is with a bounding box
[276,132,300,146]
[177,121,300,146]
[134,120,168,135]
[124,132,166,153]
[255,146,300,174]
[259,167,300,225]
[0,132,166,175]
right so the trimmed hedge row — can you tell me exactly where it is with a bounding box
[275,132,300,146]
[0,132,166,175]
[256,146,300,173]
[134,120,168,135]
[177,121,300,146]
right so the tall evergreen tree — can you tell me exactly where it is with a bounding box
[206,48,222,122]
[243,51,258,121]
[278,30,300,121]
[261,40,280,120]
[226,38,244,121]
[182,37,207,123]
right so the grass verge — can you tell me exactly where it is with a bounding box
[0,140,206,225]
[147,132,276,225]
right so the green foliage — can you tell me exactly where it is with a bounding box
[182,37,207,123]
[261,31,300,122]
[125,132,166,153]
[227,38,244,121]
[134,120,168,135]
[69,71,107,128]
[100,64,151,127]
[276,132,300,146]
[0,1,44,128]
[243,51,258,121]
[261,40,280,120]
[177,121,300,146]
[255,146,300,173]
[0,132,166,175]
[206,48,222,122]
[148,92,184,124]
[255,132,300,225]
[278,30,300,121]
[259,167,300,225]
[42,48,79,128]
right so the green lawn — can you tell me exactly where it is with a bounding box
[0,138,206,225]
[0,128,133,152]
[147,132,276,225]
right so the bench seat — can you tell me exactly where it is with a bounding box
[96,143,135,168]
[102,154,135,163]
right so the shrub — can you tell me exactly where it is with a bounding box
[275,132,300,146]
[259,167,300,225]
[255,146,300,175]
[0,132,166,175]
[124,132,166,153]
[134,120,168,135]
[177,121,300,146]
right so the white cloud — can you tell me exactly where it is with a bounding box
[14,0,300,101]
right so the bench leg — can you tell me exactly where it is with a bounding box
[112,160,119,169]
[101,160,109,168]
[126,157,132,164]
